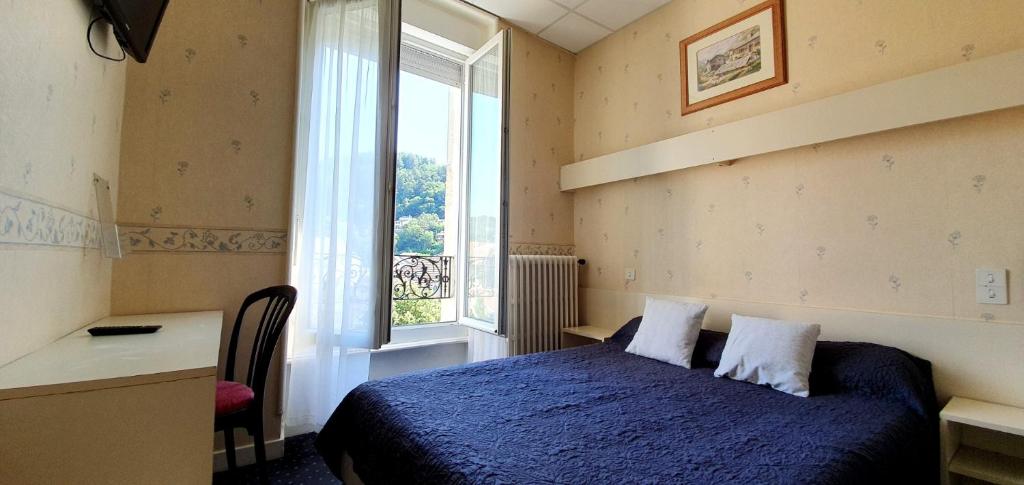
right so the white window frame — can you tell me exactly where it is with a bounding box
[456,29,510,336]
[387,25,510,339]
[387,24,473,342]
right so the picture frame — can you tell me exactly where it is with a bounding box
[679,0,787,115]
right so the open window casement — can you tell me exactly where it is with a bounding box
[457,29,510,336]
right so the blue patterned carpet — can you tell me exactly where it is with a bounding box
[213,433,339,484]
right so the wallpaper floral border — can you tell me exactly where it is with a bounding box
[0,189,100,249]
[119,224,287,254]
[116,230,565,255]
[510,242,576,256]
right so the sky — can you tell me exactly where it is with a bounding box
[396,71,451,164]
[395,69,501,220]
[394,62,503,310]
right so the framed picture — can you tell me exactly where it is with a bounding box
[679,0,787,115]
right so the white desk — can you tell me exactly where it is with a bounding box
[0,311,223,484]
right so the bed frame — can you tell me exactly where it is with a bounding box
[341,453,365,485]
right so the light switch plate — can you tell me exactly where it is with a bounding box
[624,268,636,281]
[976,268,1008,305]
[976,285,1008,305]
[975,268,1007,286]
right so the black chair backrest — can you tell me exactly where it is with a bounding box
[224,285,297,407]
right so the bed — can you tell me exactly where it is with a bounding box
[316,317,938,484]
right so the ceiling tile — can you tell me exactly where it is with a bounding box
[468,0,568,34]
[550,0,587,8]
[538,13,611,53]
[575,0,671,31]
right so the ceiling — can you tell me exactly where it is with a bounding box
[464,0,672,53]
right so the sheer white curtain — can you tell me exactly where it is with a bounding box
[286,0,397,434]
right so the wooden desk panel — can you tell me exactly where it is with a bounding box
[0,311,223,484]
[0,376,216,484]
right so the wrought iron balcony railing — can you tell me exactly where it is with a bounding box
[392,254,453,300]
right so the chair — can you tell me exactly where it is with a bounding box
[215,285,297,481]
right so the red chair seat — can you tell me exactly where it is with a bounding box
[216,380,254,417]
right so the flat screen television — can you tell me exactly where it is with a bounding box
[96,0,169,63]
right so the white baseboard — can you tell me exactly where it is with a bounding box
[212,438,285,472]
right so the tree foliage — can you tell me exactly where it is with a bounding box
[392,299,441,326]
[394,213,444,255]
[393,152,447,256]
[395,152,446,221]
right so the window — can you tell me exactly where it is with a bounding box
[391,40,462,327]
[460,31,508,333]
[389,27,509,335]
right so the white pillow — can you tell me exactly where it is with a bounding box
[625,297,708,368]
[714,315,821,397]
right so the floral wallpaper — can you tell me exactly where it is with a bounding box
[506,27,575,255]
[573,0,1024,162]
[110,0,300,446]
[115,1,296,235]
[0,1,126,366]
[572,0,1024,324]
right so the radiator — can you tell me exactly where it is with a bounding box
[507,255,579,356]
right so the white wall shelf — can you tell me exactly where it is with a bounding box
[941,397,1024,485]
[563,325,615,342]
[561,48,1024,192]
[561,325,616,349]
[948,446,1024,485]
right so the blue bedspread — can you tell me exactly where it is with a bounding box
[316,319,937,484]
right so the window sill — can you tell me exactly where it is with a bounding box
[391,321,456,330]
[387,322,467,346]
[375,336,468,353]
[459,318,500,335]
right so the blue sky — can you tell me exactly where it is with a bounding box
[396,71,451,164]
[396,69,501,218]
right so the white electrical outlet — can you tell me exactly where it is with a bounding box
[625,268,636,281]
[975,268,1008,305]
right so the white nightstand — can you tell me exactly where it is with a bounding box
[940,397,1024,485]
[561,325,615,348]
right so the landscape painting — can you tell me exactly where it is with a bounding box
[680,0,786,115]
[696,25,762,92]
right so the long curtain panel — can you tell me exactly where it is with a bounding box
[286,0,397,434]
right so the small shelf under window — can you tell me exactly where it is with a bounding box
[561,325,615,348]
